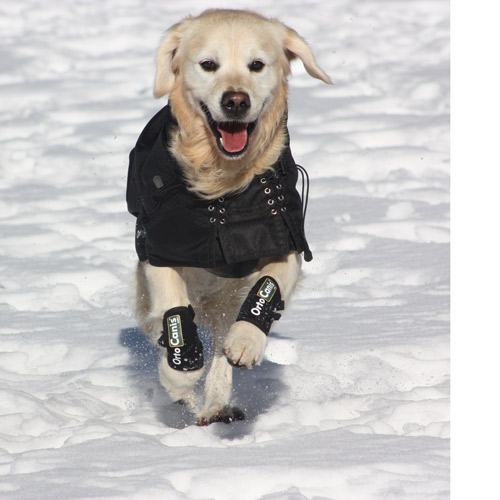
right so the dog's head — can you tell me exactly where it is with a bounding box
[154,9,331,160]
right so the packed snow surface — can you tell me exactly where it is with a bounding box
[0,0,449,498]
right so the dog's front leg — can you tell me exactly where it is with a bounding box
[223,251,302,369]
[137,262,204,409]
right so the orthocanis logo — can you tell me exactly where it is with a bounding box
[251,278,277,316]
[167,315,184,348]
[258,278,277,302]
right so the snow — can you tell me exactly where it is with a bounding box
[0,0,449,498]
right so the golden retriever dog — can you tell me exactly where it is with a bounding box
[127,9,330,425]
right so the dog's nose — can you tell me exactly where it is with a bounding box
[221,91,250,118]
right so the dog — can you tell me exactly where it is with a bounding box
[127,9,331,425]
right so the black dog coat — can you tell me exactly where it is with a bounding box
[127,104,312,278]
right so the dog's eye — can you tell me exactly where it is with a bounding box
[249,60,265,72]
[200,60,218,72]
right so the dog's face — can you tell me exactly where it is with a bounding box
[154,10,331,160]
[180,22,284,157]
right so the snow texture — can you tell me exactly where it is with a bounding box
[0,0,449,498]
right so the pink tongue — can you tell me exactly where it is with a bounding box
[218,126,248,153]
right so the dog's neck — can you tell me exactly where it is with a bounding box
[167,87,289,200]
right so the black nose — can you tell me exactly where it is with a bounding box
[221,91,250,119]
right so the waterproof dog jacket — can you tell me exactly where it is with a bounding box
[126,104,312,277]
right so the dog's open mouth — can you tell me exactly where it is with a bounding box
[200,102,257,156]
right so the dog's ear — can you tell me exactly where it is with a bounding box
[283,27,332,84]
[154,20,188,98]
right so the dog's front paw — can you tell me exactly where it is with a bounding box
[223,321,267,369]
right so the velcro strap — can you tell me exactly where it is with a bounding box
[236,276,284,335]
[158,305,204,371]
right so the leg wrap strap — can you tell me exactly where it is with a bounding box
[236,276,285,335]
[158,305,204,371]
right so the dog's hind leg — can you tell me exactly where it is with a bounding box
[196,283,245,425]
[135,261,204,409]
[196,352,238,426]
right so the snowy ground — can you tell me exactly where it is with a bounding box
[0,0,449,498]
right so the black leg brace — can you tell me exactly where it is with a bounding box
[236,276,285,335]
[158,305,204,371]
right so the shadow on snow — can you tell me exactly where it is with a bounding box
[119,326,286,435]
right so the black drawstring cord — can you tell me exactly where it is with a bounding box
[277,162,313,262]
[295,164,313,261]
[295,164,309,225]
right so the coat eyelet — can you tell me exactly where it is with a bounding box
[268,199,275,206]
[208,205,215,211]
[260,178,267,184]
[264,187,271,195]
[219,218,226,224]
[278,195,285,201]
[210,217,217,223]
[218,197,225,203]
[281,207,287,213]
[271,208,278,215]
[219,208,226,214]
[276,184,282,190]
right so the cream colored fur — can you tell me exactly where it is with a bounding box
[134,9,330,425]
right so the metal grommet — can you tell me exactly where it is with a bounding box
[271,208,278,215]
[219,208,225,214]
[268,199,275,206]
[218,197,225,203]
[281,207,287,213]
[278,195,285,201]
[260,178,267,184]
[275,184,282,190]
[264,187,271,195]
[219,218,226,225]
[208,205,215,211]
[210,217,217,223]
